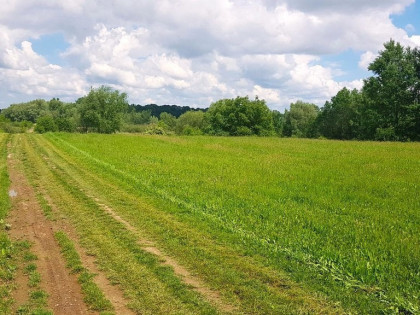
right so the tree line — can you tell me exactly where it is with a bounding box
[0,40,419,141]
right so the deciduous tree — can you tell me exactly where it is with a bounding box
[206,96,274,136]
[78,86,128,133]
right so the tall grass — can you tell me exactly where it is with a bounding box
[46,134,420,313]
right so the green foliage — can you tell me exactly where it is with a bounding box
[130,104,203,118]
[120,123,149,133]
[145,125,167,135]
[272,110,284,136]
[78,86,128,133]
[1,100,48,123]
[35,116,58,134]
[159,112,177,130]
[362,40,420,141]
[283,101,319,138]
[54,117,76,132]
[1,39,418,142]
[124,110,152,125]
[315,40,420,141]
[176,110,206,135]
[206,96,274,136]
[0,115,33,133]
[317,88,362,139]
[374,126,398,141]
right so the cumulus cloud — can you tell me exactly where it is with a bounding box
[0,0,418,109]
[358,51,378,70]
[0,37,86,106]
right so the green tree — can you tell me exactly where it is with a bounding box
[2,99,48,122]
[206,96,274,136]
[317,88,362,139]
[47,98,78,132]
[78,86,128,133]
[283,101,319,138]
[160,112,177,131]
[124,110,152,125]
[176,111,206,135]
[35,116,58,133]
[363,40,420,140]
[272,110,284,136]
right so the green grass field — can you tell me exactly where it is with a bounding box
[3,133,420,314]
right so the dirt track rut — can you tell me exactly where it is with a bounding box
[7,150,93,315]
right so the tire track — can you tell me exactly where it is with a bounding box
[7,143,92,315]
[23,134,221,314]
[92,196,236,313]
[32,135,236,313]
[42,193,136,315]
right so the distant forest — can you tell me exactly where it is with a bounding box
[0,40,419,141]
[129,104,205,118]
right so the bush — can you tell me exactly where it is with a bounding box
[145,125,166,135]
[375,127,398,141]
[55,117,76,132]
[35,116,57,133]
[120,124,149,133]
[206,96,274,136]
[175,111,206,135]
[182,125,203,135]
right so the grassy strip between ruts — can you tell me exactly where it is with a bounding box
[27,132,344,313]
[44,133,420,314]
[54,231,114,314]
[14,240,52,315]
[18,134,222,315]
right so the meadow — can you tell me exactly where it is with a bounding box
[2,133,419,314]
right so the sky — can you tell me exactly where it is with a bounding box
[0,0,419,111]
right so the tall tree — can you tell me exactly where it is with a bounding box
[283,101,319,138]
[78,86,128,133]
[317,88,362,140]
[272,110,284,136]
[363,40,420,140]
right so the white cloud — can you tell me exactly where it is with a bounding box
[0,0,418,109]
[405,23,415,33]
[252,85,281,103]
[358,51,378,70]
[151,54,193,80]
[0,38,86,105]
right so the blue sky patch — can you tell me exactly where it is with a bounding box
[319,50,371,82]
[31,33,70,66]
[391,1,420,34]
